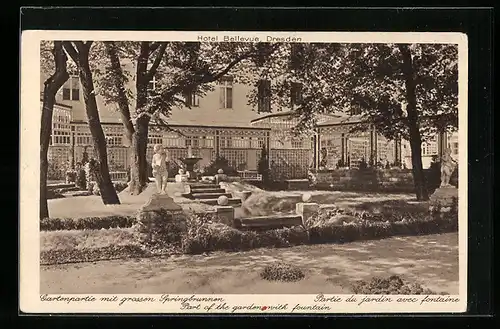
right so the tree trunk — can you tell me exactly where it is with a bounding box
[76,44,120,204]
[129,116,150,194]
[131,44,153,194]
[399,44,429,201]
[103,41,137,193]
[137,116,150,187]
[40,41,69,219]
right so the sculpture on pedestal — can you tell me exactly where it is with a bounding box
[440,148,457,187]
[151,144,168,194]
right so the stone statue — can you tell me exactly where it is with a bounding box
[151,144,168,194]
[319,147,328,168]
[440,147,457,187]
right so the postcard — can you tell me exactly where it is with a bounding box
[20,30,467,313]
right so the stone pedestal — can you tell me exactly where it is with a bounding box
[215,206,235,227]
[141,193,183,212]
[175,174,189,183]
[215,173,228,184]
[429,186,458,212]
[137,194,184,242]
[296,202,320,226]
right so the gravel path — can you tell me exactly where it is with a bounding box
[41,233,459,295]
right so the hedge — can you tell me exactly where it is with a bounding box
[40,203,458,263]
[40,215,136,231]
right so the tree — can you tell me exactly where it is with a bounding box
[62,41,120,204]
[245,43,458,201]
[341,43,458,200]
[39,41,70,219]
[96,41,271,194]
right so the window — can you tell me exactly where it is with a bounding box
[291,82,303,107]
[220,136,233,148]
[148,133,162,146]
[257,79,271,112]
[350,107,362,115]
[184,136,200,148]
[291,138,304,149]
[219,77,233,109]
[147,76,157,93]
[421,137,438,156]
[184,91,200,107]
[452,142,459,155]
[62,75,80,101]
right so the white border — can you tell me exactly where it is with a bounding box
[20,30,468,314]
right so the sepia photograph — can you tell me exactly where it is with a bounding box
[20,30,467,313]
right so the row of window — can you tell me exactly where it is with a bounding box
[52,131,266,149]
[62,74,303,112]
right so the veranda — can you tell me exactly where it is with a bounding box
[47,111,451,181]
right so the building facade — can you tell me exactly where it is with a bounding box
[42,67,458,180]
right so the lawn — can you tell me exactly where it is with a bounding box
[41,232,458,295]
[48,181,426,219]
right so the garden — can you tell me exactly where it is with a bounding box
[41,168,459,295]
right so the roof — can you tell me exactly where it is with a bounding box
[165,106,264,128]
[250,110,366,127]
[39,97,73,110]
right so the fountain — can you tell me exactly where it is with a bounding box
[178,146,202,181]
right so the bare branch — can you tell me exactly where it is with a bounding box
[148,42,161,54]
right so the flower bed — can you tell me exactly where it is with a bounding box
[351,275,448,295]
[260,262,305,282]
[41,245,151,265]
[40,215,136,231]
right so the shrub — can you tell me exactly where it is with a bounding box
[47,162,65,180]
[167,160,182,178]
[358,158,368,170]
[203,156,238,176]
[181,213,309,254]
[306,206,458,244]
[75,168,86,189]
[351,275,448,295]
[257,145,270,185]
[40,215,136,231]
[87,181,129,195]
[65,170,77,183]
[260,262,305,282]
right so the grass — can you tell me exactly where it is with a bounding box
[40,227,138,251]
[40,227,181,265]
[41,233,459,294]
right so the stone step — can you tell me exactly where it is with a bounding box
[53,186,81,193]
[191,192,233,200]
[236,215,303,229]
[200,198,242,206]
[47,183,74,190]
[187,183,220,189]
[62,190,92,197]
[189,188,226,194]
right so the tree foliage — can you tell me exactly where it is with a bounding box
[243,42,458,141]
